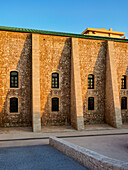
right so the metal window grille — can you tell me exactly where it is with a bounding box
[10,71,18,88]
[52,73,59,88]
[88,74,94,89]
[121,75,126,89]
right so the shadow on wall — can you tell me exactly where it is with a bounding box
[83,41,107,125]
[0,34,32,127]
[41,38,71,126]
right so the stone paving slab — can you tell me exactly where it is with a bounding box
[64,134,128,162]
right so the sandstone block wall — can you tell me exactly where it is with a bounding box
[0,31,32,127]
[0,29,127,129]
[39,35,71,126]
[78,39,106,124]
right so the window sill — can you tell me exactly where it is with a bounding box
[88,110,95,112]
[51,88,61,90]
[51,111,59,113]
[8,112,20,115]
[88,88,95,90]
[10,88,20,90]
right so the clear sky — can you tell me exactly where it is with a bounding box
[0,0,128,38]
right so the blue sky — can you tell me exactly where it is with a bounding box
[0,0,128,38]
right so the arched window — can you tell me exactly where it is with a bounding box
[88,97,94,110]
[52,73,59,88]
[88,74,94,89]
[121,97,127,110]
[52,97,59,111]
[10,97,18,113]
[121,75,126,89]
[10,71,18,88]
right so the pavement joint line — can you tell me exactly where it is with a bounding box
[0,132,128,142]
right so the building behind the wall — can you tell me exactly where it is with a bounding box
[0,26,128,132]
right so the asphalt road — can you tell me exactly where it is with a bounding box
[0,145,88,170]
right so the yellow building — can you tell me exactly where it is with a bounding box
[82,28,126,38]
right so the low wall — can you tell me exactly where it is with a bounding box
[49,137,128,170]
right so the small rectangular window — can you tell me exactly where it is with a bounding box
[88,97,94,110]
[52,98,59,111]
[10,71,18,88]
[121,97,127,110]
[121,75,126,89]
[88,74,94,89]
[52,73,59,88]
[10,98,18,113]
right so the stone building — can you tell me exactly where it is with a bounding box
[0,26,128,132]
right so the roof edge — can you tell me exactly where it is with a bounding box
[0,25,128,43]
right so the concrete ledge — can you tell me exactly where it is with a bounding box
[49,137,128,170]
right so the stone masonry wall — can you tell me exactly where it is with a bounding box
[78,39,106,124]
[0,31,32,127]
[39,35,71,126]
[113,42,128,123]
[0,29,128,128]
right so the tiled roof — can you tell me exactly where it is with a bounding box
[0,26,128,43]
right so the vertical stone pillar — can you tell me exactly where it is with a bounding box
[32,34,41,132]
[105,41,122,128]
[71,38,84,130]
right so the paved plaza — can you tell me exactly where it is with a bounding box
[0,124,128,169]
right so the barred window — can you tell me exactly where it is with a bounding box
[52,97,59,112]
[88,97,94,110]
[121,97,127,110]
[10,97,18,113]
[121,75,126,89]
[10,71,18,88]
[88,74,94,89]
[52,73,59,88]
